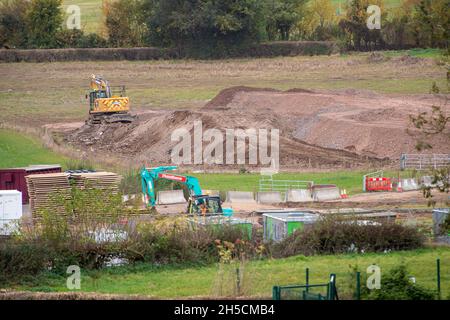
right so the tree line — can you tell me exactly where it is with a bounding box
[0,0,448,53]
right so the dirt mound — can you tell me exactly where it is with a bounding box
[204,86,278,109]
[349,108,404,122]
[64,87,449,169]
[204,86,314,109]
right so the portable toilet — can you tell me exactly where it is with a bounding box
[263,211,318,242]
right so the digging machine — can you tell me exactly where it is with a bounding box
[140,166,232,215]
[86,74,134,124]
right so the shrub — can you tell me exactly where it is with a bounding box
[55,30,108,49]
[104,0,148,47]
[365,264,436,300]
[26,0,64,48]
[273,215,425,257]
[0,0,30,48]
[78,33,108,48]
[146,0,267,53]
[127,218,258,264]
[0,241,51,284]
[0,212,259,285]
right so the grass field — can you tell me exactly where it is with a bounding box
[63,0,104,35]
[192,170,405,195]
[0,51,446,129]
[0,129,67,168]
[16,247,450,299]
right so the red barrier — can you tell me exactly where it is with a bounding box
[365,177,392,192]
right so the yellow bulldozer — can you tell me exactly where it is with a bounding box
[86,74,135,124]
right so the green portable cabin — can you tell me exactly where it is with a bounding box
[188,215,253,239]
[263,211,318,242]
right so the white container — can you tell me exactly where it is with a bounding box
[0,190,22,235]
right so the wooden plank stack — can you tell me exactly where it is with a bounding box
[70,172,121,193]
[25,172,122,218]
[25,173,71,217]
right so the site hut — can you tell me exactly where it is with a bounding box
[0,165,62,205]
[188,215,253,240]
[0,190,23,236]
[262,211,319,242]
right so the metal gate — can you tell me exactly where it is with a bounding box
[272,274,338,300]
[400,154,450,170]
[259,175,313,199]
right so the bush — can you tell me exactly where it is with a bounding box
[273,215,425,258]
[127,218,258,264]
[147,0,267,52]
[364,264,436,300]
[0,210,260,285]
[0,241,51,284]
[26,0,64,48]
[0,0,30,48]
[55,30,108,49]
[104,0,148,47]
[79,33,108,48]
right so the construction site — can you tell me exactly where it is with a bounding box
[1,51,449,301]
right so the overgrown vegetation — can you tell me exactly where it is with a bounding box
[356,264,436,300]
[273,215,425,257]
[409,50,449,206]
[1,0,448,54]
[6,247,449,298]
[0,195,428,288]
[103,0,148,47]
[0,0,106,49]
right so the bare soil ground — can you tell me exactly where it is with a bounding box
[145,189,447,215]
[63,86,449,169]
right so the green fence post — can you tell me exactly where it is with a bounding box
[326,282,330,300]
[356,272,361,300]
[272,286,281,300]
[306,268,310,293]
[328,274,337,300]
[437,258,441,300]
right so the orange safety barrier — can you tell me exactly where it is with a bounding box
[365,177,392,192]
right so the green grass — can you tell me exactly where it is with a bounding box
[62,0,104,35]
[193,170,411,195]
[383,48,445,59]
[0,129,67,168]
[1,53,445,128]
[15,247,450,299]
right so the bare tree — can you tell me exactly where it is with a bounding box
[409,51,450,205]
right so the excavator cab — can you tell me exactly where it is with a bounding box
[187,195,223,215]
[86,75,134,124]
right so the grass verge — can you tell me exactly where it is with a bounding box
[12,247,450,299]
[0,129,68,168]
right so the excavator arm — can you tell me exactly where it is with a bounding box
[140,166,202,207]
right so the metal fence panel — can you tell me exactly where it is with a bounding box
[400,154,450,170]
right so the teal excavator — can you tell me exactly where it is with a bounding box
[140,166,232,215]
